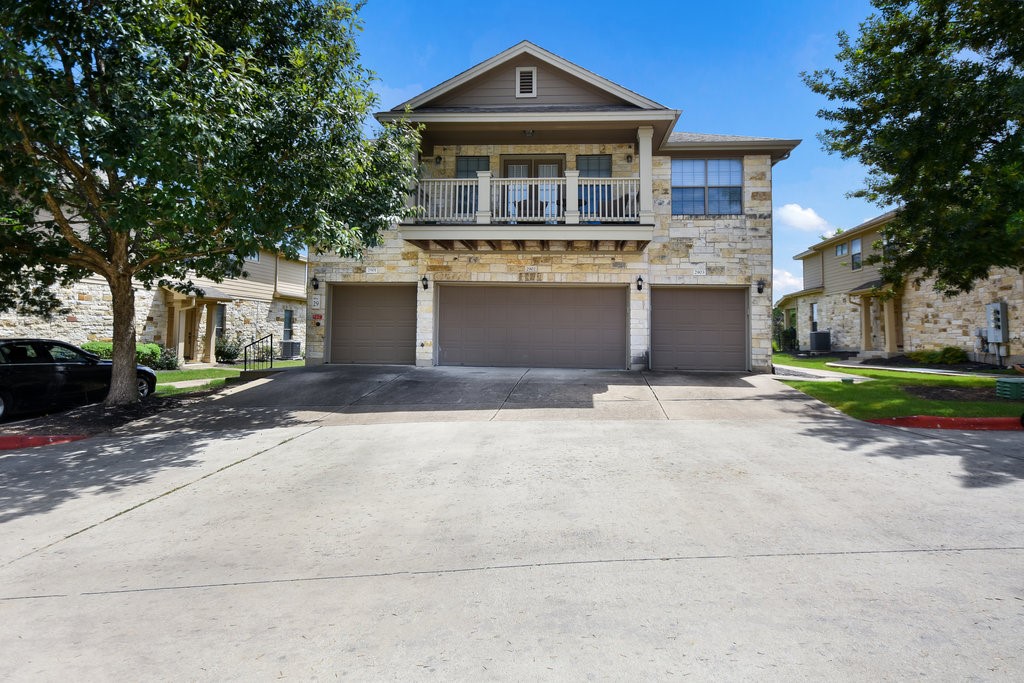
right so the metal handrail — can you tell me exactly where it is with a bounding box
[243,334,274,372]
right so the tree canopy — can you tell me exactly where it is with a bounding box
[0,0,418,403]
[803,0,1024,294]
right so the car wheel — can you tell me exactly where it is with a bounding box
[0,390,11,421]
[137,375,154,399]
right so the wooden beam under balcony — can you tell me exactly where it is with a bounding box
[400,223,653,253]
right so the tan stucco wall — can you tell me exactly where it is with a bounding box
[307,150,775,372]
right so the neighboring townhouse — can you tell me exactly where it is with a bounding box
[306,41,799,372]
[776,211,1023,365]
[1,250,308,363]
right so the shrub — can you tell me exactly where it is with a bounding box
[215,337,242,363]
[136,343,162,367]
[81,341,168,367]
[151,346,180,370]
[907,346,968,365]
[81,340,113,358]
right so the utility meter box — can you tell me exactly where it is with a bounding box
[985,302,1009,343]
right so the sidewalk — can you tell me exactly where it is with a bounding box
[772,363,871,383]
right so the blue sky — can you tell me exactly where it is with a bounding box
[355,0,887,302]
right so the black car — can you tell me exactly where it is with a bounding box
[0,339,157,420]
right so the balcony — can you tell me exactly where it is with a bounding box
[401,171,654,252]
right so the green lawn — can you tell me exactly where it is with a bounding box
[773,353,1024,420]
[154,359,305,395]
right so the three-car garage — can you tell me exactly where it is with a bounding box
[327,284,749,371]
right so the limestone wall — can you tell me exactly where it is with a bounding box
[307,150,775,372]
[1,276,306,359]
[0,276,164,346]
[901,270,1023,365]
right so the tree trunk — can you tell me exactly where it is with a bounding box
[105,272,139,406]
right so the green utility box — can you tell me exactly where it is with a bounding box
[995,377,1024,399]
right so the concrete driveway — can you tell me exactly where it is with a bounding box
[1,366,1022,679]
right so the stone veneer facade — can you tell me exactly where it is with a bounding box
[901,271,1023,365]
[791,269,1023,365]
[307,148,775,372]
[1,276,306,360]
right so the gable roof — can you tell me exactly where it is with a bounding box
[390,41,669,113]
[663,132,801,162]
[794,210,899,260]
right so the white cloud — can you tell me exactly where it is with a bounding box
[776,203,832,233]
[772,268,803,303]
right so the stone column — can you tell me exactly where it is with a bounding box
[637,126,655,225]
[203,303,217,363]
[860,297,873,352]
[883,298,899,354]
[175,307,188,362]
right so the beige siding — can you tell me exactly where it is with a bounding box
[821,228,883,294]
[434,59,629,108]
[194,251,276,301]
[801,253,823,289]
[276,257,307,299]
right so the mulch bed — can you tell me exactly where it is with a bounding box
[857,354,1011,374]
[900,384,1006,402]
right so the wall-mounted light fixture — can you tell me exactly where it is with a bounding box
[625,154,634,164]
[522,129,534,137]
[421,275,429,290]
[311,276,320,290]
[434,155,443,166]
[756,278,766,294]
[636,275,644,291]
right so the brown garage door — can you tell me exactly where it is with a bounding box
[330,285,416,364]
[438,286,627,368]
[651,288,747,371]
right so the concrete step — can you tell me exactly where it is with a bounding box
[224,369,285,385]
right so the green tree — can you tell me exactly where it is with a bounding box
[803,0,1024,294]
[0,0,418,404]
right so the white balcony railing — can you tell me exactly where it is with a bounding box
[413,178,479,224]
[411,173,641,225]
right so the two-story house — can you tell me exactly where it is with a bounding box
[777,211,1023,365]
[1,250,308,363]
[306,42,799,372]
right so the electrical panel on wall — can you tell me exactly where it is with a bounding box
[985,301,1009,343]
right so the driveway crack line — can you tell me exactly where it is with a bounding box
[7,544,1021,601]
[490,368,531,421]
[641,372,671,420]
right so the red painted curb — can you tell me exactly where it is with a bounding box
[867,416,1024,431]
[0,434,89,450]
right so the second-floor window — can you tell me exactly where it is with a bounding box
[456,156,489,178]
[671,159,742,215]
[835,242,848,256]
[577,154,611,178]
[851,238,863,270]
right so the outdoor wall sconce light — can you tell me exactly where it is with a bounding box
[311,276,320,290]
[434,155,443,165]
[626,154,634,164]
[421,275,429,290]
[756,278,766,294]
[636,275,644,291]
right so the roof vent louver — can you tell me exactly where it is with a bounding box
[516,66,537,98]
